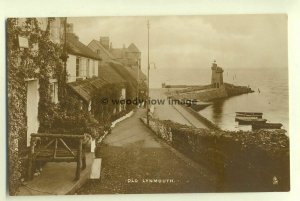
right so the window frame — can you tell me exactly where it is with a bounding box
[76,56,80,77]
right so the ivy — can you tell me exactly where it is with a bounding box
[7,17,64,195]
[8,17,139,195]
[92,83,122,124]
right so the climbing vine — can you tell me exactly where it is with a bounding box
[7,17,64,195]
[8,17,138,195]
[92,83,122,124]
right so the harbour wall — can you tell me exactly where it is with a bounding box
[168,85,227,102]
[166,83,253,102]
[180,105,220,130]
[141,117,290,192]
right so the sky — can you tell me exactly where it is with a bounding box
[68,15,288,72]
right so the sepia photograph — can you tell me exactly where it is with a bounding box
[7,15,290,195]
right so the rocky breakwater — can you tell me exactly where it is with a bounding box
[142,117,289,192]
[224,83,254,96]
[166,83,253,102]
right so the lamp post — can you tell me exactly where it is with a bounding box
[146,20,150,125]
[137,58,140,101]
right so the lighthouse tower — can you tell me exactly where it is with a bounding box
[211,60,224,88]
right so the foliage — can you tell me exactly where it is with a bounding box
[39,96,104,139]
[7,17,64,195]
[7,17,136,195]
[92,83,122,124]
[148,117,290,191]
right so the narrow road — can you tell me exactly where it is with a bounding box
[150,88,209,128]
[77,109,216,194]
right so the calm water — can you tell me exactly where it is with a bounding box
[150,67,289,132]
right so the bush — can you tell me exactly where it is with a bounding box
[39,96,105,139]
[147,118,290,191]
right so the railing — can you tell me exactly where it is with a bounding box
[28,133,85,181]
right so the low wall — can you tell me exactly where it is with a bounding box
[142,117,290,192]
[181,105,220,130]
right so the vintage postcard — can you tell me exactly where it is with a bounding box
[7,15,289,195]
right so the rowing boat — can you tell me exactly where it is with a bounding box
[235,117,267,125]
[235,112,263,118]
[252,123,283,129]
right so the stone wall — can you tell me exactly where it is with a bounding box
[181,106,220,130]
[172,85,228,102]
[142,117,290,192]
[167,83,253,102]
[224,83,253,96]
[146,118,172,143]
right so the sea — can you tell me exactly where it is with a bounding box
[149,67,289,132]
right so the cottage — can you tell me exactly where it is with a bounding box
[17,18,64,146]
[88,36,147,83]
[66,33,101,83]
[66,30,129,116]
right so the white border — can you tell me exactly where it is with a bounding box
[1,0,300,201]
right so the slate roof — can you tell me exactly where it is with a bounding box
[88,39,146,83]
[109,62,138,88]
[109,43,140,58]
[109,48,124,59]
[99,64,126,84]
[68,77,108,102]
[125,66,147,81]
[67,33,101,60]
[88,39,115,60]
[127,43,140,53]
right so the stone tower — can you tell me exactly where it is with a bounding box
[211,60,224,88]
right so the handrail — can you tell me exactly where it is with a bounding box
[28,133,84,181]
[31,133,84,139]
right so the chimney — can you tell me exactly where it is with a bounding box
[100,36,109,49]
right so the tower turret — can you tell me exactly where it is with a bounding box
[211,60,224,88]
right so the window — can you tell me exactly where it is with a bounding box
[92,60,96,76]
[96,49,100,55]
[50,82,58,103]
[79,58,85,77]
[76,57,80,77]
[121,88,126,99]
[86,59,90,78]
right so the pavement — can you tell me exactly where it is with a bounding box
[76,108,216,194]
[16,153,94,195]
[150,88,208,128]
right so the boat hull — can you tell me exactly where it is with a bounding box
[236,117,267,125]
[235,112,263,118]
[252,123,283,130]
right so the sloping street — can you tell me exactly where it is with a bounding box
[76,109,216,194]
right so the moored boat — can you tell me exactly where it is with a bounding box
[252,123,283,130]
[235,117,267,125]
[235,112,263,118]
